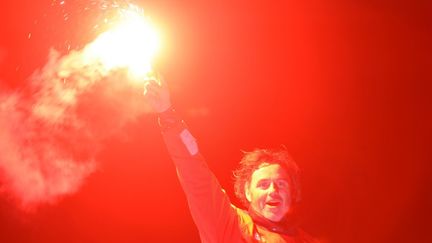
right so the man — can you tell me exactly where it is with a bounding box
[144,79,318,242]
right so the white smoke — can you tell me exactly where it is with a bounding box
[0,45,150,210]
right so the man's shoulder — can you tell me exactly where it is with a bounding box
[232,206,256,240]
[233,206,253,226]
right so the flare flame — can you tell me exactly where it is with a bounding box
[85,5,160,80]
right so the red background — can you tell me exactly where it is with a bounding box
[0,0,431,242]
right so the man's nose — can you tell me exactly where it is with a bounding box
[268,182,279,194]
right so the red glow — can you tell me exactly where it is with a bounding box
[0,0,430,243]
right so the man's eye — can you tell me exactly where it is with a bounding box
[277,180,289,188]
[257,181,269,188]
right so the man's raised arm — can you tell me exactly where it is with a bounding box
[143,79,242,242]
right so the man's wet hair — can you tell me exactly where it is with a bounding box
[233,148,301,208]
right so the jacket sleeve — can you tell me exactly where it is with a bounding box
[158,108,241,242]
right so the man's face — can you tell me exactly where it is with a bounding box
[245,163,292,222]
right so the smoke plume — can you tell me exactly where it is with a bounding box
[0,46,150,210]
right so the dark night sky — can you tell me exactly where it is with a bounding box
[0,0,431,242]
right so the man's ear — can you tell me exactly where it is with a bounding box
[245,182,252,203]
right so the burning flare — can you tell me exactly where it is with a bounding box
[85,5,160,80]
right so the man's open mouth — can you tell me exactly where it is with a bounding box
[266,201,281,207]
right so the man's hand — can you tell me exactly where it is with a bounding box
[144,78,172,113]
